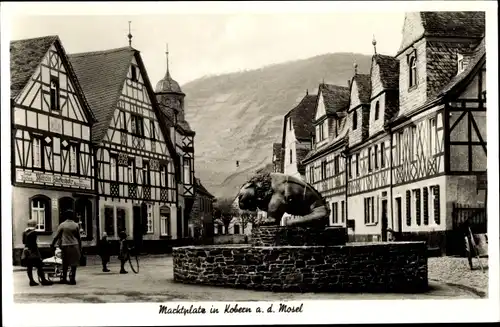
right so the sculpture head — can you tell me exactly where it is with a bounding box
[237,173,273,211]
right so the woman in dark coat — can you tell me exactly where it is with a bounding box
[51,209,81,285]
[21,219,53,286]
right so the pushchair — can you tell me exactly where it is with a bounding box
[40,248,63,283]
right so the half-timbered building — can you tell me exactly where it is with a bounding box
[69,46,180,251]
[384,12,486,253]
[302,83,350,227]
[155,53,196,240]
[188,177,215,238]
[10,36,97,261]
[281,92,317,180]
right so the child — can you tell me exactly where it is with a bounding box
[97,232,111,272]
[118,231,130,274]
[21,219,53,286]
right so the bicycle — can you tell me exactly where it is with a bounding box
[128,246,140,274]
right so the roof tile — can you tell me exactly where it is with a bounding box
[319,84,350,115]
[421,12,485,38]
[373,54,399,90]
[287,94,318,140]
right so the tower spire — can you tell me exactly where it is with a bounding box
[372,34,377,55]
[127,21,133,47]
[165,43,170,75]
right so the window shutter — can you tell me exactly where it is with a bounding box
[45,197,52,232]
[406,191,411,226]
[364,198,368,224]
[423,187,429,225]
[371,197,375,224]
[416,190,421,226]
[433,186,440,224]
[141,202,148,235]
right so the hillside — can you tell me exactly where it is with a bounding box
[183,52,372,200]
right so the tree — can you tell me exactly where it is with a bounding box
[239,210,259,234]
[213,197,237,234]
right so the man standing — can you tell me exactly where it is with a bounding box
[97,232,111,272]
[51,209,82,285]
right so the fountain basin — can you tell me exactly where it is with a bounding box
[172,241,428,293]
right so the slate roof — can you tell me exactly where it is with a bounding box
[420,11,485,38]
[69,47,134,142]
[10,35,59,99]
[295,147,311,174]
[195,178,215,199]
[351,74,371,104]
[319,84,350,115]
[373,54,399,90]
[156,70,184,94]
[286,94,318,140]
[441,38,486,96]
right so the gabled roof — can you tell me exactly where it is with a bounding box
[10,35,58,99]
[195,178,215,199]
[440,38,486,96]
[372,54,399,90]
[285,93,318,141]
[69,47,134,142]
[10,35,96,123]
[420,11,485,38]
[350,74,371,106]
[318,83,350,116]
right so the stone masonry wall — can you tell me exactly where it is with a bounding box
[173,242,428,293]
[251,226,347,247]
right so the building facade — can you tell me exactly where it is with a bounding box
[69,47,182,251]
[10,36,97,261]
[189,177,215,238]
[299,11,486,254]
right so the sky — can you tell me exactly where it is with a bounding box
[8,10,405,86]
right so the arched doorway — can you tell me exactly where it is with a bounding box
[59,197,75,224]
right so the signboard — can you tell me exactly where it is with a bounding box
[16,170,92,189]
[477,172,487,191]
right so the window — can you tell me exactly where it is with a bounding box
[143,161,151,186]
[150,120,156,140]
[32,137,42,168]
[414,189,421,226]
[289,117,292,131]
[409,55,417,88]
[69,144,78,173]
[30,195,51,232]
[432,185,440,224]
[160,165,167,187]
[117,208,126,234]
[380,142,385,168]
[374,145,379,169]
[334,156,339,175]
[352,111,358,130]
[429,118,437,155]
[50,77,60,111]
[411,126,417,161]
[122,111,127,130]
[104,206,115,236]
[321,161,327,180]
[110,156,117,181]
[332,202,339,225]
[374,101,380,120]
[160,206,171,236]
[368,148,372,172]
[398,131,404,164]
[289,149,293,164]
[146,203,153,233]
[131,66,138,82]
[364,197,375,224]
[233,225,240,234]
[356,153,360,176]
[318,123,325,141]
[183,157,192,184]
[309,166,315,183]
[341,200,345,224]
[131,114,144,137]
[457,54,465,73]
[348,156,352,178]
[128,158,135,183]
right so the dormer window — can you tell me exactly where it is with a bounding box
[131,66,138,82]
[374,101,380,120]
[50,76,60,111]
[409,54,417,88]
[352,111,358,130]
[457,54,465,74]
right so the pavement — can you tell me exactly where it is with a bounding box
[10,255,487,303]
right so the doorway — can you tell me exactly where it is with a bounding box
[381,199,388,241]
[133,205,143,251]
